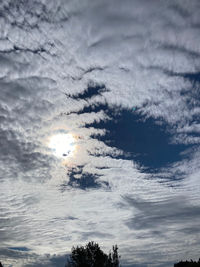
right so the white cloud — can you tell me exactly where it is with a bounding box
[0,0,200,266]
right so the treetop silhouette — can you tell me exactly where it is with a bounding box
[66,241,120,267]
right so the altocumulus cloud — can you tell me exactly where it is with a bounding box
[0,0,200,266]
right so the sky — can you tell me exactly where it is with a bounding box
[0,0,200,266]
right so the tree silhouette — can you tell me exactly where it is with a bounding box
[0,262,3,267]
[66,241,120,267]
[108,245,119,267]
[174,259,200,266]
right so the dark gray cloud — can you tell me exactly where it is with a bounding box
[125,196,200,231]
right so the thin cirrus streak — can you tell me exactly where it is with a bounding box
[0,0,200,267]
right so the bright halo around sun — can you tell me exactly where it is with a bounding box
[48,133,75,159]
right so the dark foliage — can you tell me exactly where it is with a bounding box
[66,241,120,267]
[174,259,200,267]
[0,262,3,267]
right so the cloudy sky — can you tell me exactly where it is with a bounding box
[0,0,200,266]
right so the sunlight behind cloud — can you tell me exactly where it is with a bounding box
[48,133,75,159]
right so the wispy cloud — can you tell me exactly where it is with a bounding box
[0,0,200,266]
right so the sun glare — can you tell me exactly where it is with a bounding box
[48,133,75,158]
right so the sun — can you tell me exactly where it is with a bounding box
[48,133,75,158]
